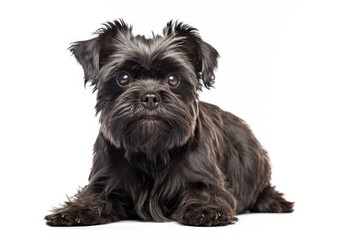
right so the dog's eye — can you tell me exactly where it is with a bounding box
[117,72,132,86]
[166,74,180,87]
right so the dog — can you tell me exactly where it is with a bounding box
[45,19,294,227]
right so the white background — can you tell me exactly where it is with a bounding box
[0,0,359,239]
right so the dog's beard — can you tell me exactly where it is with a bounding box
[99,82,198,161]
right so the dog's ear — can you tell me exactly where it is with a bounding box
[69,19,132,89]
[164,21,219,89]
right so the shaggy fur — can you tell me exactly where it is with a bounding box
[45,19,294,227]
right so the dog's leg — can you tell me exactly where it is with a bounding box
[249,185,294,213]
[45,187,130,226]
[172,184,238,226]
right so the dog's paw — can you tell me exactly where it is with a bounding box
[182,207,237,226]
[250,186,294,213]
[268,199,294,213]
[45,210,84,226]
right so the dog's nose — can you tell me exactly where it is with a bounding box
[140,93,161,109]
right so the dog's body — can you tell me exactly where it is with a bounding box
[45,20,293,227]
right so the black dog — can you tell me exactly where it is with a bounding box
[45,19,293,227]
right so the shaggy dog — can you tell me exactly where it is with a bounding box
[45,20,293,227]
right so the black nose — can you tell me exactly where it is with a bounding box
[140,93,161,109]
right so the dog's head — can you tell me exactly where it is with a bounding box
[70,19,219,157]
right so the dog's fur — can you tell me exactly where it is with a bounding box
[45,19,294,227]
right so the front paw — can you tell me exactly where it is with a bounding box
[181,206,237,226]
[45,209,84,226]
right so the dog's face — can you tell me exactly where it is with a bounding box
[70,20,219,158]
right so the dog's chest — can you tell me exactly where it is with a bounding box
[128,170,181,221]
[122,155,183,221]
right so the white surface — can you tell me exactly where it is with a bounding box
[1,0,359,239]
